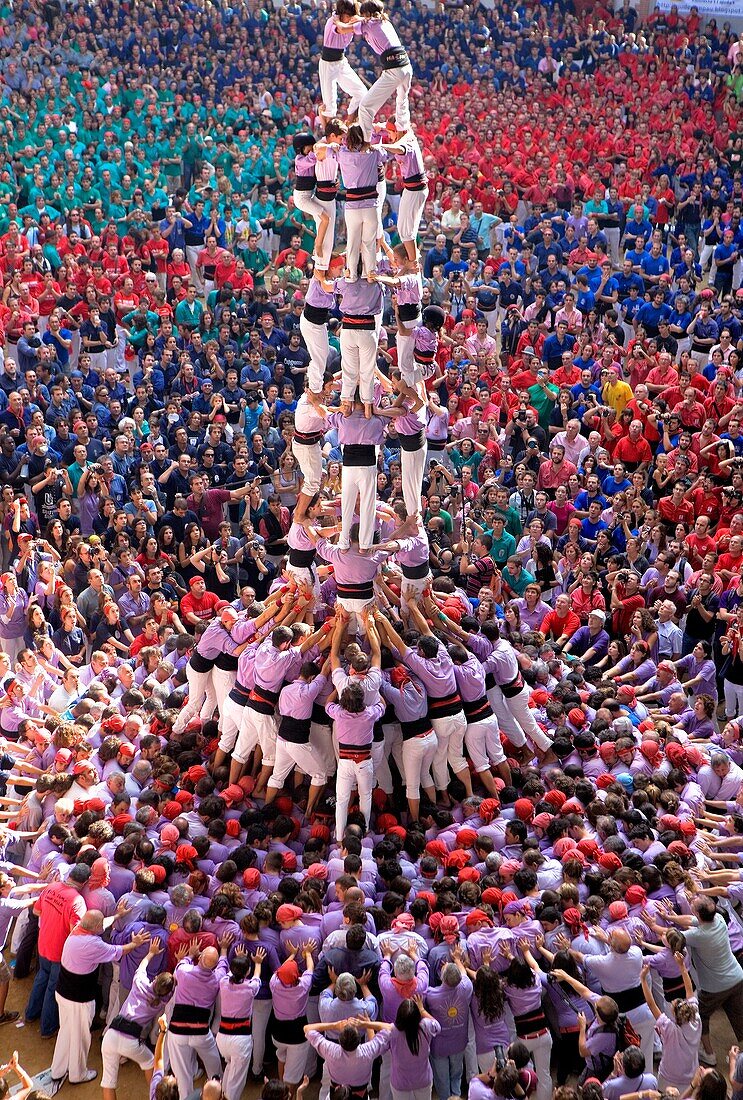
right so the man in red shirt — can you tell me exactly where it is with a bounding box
[540,593,581,646]
[657,481,695,533]
[613,420,653,472]
[26,864,89,1036]
[684,516,717,570]
[180,576,221,626]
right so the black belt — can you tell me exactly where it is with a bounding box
[57,963,98,1003]
[607,986,645,1012]
[294,429,323,446]
[215,653,239,671]
[381,46,409,69]
[190,650,215,673]
[345,187,378,203]
[229,681,250,705]
[321,46,344,60]
[514,1008,549,1038]
[110,1015,145,1040]
[462,695,494,723]
[401,560,429,580]
[279,714,312,743]
[398,302,421,322]
[342,313,376,331]
[295,176,316,191]
[337,580,374,601]
[399,428,425,452]
[342,443,376,466]
[427,689,462,720]
[339,741,372,761]
[170,1003,212,1035]
[247,684,280,715]
[303,303,329,325]
[400,715,433,740]
[316,182,338,202]
[312,701,330,727]
[403,174,426,192]
[499,671,524,699]
[219,1014,252,1036]
[288,546,316,567]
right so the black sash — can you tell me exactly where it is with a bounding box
[462,695,494,723]
[321,46,344,60]
[289,546,316,568]
[229,681,250,705]
[403,174,426,191]
[215,653,239,671]
[427,689,462,720]
[607,986,645,1012]
[190,650,215,674]
[398,302,421,322]
[401,560,429,580]
[499,672,524,698]
[336,580,374,601]
[295,176,316,191]
[110,1015,145,1039]
[247,684,280,715]
[400,715,433,740]
[272,1015,308,1044]
[279,714,312,743]
[342,313,376,330]
[316,182,338,201]
[303,303,329,325]
[399,429,426,452]
[294,429,323,446]
[345,187,378,203]
[342,444,376,466]
[381,46,409,69]
[219,1014,252,1036]
[170,1003,212,1035]
[514,1008,548,1037]
[312,702,330,727]
[57,964,98,1003]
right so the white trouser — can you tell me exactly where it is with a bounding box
[299,313,329,393]
[336,753,374,836]
[627,1007,656,1083]
[105,963,122,1026]
[401,730,437,798]
[101,1026,155,1088]
[700,242,716,269]
[216,1032,253,1100]
[186,245,204,294]
[294,189,330,257]
[0,634,24,665]
[340,463,377,549]
[377,177,387,242]
[431,710,467,790]
[167,1030,222,1100]
[38,315,49,335]
[286,562,321,600]
[336,595,375,637]
[212,665,237,730]
[172,663,215,733]
[319,56,367,118]
[397,331,416,385]
[267,735,328,788]
[52,995,95,1082]
[522,1030,553,1100]
[89,350,106,374]
[344,204,378,280]
[233,708,276,766]
[293,437,324,494]
[258,711,278,767]
[115,324,128,370]
[465,714,505,771]
[725,680,743,719]
[397,187,427,245]
[605,227,621,266]
[358,64,413,140]
[274,1040,309,1085]
[400,574,429,608]
[487,684,552,752]
[218,694,243,755]
[315,198,337,270]
[340,325,378,404]
[310,720,337,778]
[400,440,426,516]
[252,997,273,1073]
[372,735,393,794]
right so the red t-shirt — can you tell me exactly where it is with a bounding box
[180,590,220,622]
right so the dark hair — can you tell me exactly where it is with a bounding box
[395,998,422,1056]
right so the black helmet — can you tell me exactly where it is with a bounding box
[292,132,315,156]
[422,305,445,331]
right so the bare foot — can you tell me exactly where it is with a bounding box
[341,400,353,417]
[364,402,373,419]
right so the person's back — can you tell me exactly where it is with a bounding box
[684,909,743,992]
[38,879,87,962]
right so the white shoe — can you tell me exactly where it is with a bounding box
[71,1069,98,1084]
[48,1074,67,1096]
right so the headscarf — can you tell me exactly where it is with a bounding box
[276,959,300,986]
[562,906,589,940]
[392,913,415,934]
[88,857,110,890]
[608,900,628,922]
[176,844,198,870]
[159,824,181,851]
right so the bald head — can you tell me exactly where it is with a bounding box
[345,887,365,905]
[81,910,105,934]
[610,929,631,954]
[200,947,219,970]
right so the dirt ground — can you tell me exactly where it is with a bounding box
[1,968,738,1100]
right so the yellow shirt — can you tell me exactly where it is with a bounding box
[602,378,633,415]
